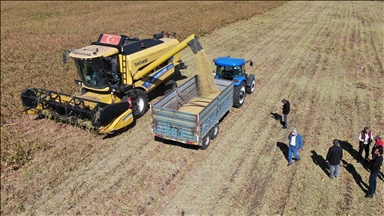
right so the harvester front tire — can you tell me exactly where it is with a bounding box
[132,89,148,118]
[246,77,256,94]
[200,135,211,150]
[233,82,246,108]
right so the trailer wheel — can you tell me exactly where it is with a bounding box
[233,82,246,108]
[246,77,255,94]
[200,135,211,150]
[132,89,148,118]
[210,124,219,140]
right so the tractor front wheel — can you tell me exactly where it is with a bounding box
[246,76,256,94]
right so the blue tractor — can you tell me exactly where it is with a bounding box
[213,56,255,108]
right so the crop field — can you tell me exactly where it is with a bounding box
[1,1,383,215]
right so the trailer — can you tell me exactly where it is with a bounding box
[151,75,233,150]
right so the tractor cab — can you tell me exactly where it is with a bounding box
[213,56,255,108]
[213,56,252,81]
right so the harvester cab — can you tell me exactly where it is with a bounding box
[21,31,203,134]
[213,56,255,108]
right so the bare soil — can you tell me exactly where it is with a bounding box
[1,1,383,215]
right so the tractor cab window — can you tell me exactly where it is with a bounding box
[234,66,242,76]
[216,65,243,79]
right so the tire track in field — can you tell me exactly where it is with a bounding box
[260,3,338,214]
[24,117,156,213]
[22,113,198,214]
[209,3,319,212]
[293,3,357,214]
[232,3,331,214]
[147,2,330,216]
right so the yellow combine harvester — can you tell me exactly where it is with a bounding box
[21,31,202,134]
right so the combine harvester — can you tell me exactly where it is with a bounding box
[21,31,202,134]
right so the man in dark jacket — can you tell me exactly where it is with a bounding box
[326,139,343,179]
[365,147,383,198]
[281,98,290,129]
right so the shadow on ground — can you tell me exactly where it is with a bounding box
[154,136,199,151]
[342,159,369,194]
[339,140,371,172]
[270,112,283,126]
[277,142,289,162]
[310,150,329,177]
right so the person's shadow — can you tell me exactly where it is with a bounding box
[310,150,329,177]
[342,159,369,193]
[276,142,288,162]
[379,172,384,181]
[339,140,358,160]
[271,112,283,126]
[339,140,371,171]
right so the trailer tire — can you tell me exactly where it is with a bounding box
[233,82,246,108]
[200,135,211,150]
[246,76,255,94]
[132,89,148,118]
[210,123,219,140]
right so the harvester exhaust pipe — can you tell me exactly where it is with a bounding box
[187,37,203,54]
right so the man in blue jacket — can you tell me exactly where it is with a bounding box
[287,129,303,166]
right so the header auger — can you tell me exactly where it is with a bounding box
[20,31,203,134]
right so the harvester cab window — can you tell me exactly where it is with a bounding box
[102,57,120,86]
[74,58,108,89]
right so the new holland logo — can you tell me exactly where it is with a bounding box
[142,63,174,89]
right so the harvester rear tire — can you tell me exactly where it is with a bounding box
[132,89,148,118]
[233,82,246,108]
[200,135,211,150]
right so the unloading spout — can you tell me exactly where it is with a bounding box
[187,37,203,54]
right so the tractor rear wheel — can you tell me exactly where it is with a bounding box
[233,82,246,108]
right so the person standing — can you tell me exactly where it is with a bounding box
[358,126,374,163]
[287,129,303,166]
[281,98,290,129]
[365,147,383,198]
[371,135,383,159]
[326,139,343,179]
